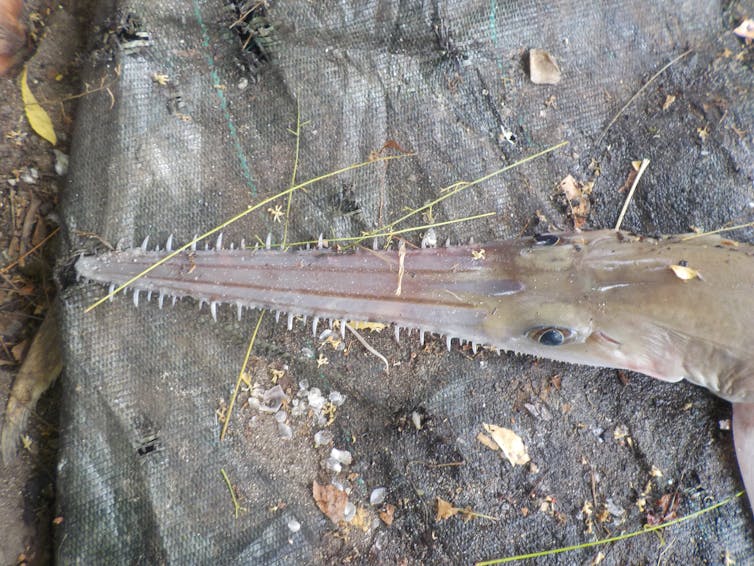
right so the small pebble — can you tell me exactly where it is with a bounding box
[287,517,301,533]
[53,149,69,176]
[314,430,333,447]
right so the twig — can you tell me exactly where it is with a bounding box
[1,226,59,273]
[220,468,246,518]
[283,96,309,248]
[614,159,650,231]
[220,311,265,441]
[363,141,569,240]
[475,490,745,565]
[680,221,754,241]
[394,240,406,296]
[597,49,692,145]
[346,323,389,373]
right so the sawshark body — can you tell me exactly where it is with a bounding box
[76,229,754,513]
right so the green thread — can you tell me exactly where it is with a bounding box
[192,0,256,195]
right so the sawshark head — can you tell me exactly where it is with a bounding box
[470,230,754,403]
[471,229,754,515]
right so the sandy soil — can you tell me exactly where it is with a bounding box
[0,2,92,563]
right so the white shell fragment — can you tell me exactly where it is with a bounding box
[370,487,387,506]
[330,448,352,465]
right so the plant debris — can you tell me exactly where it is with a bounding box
[20,66,56,145]
[378,503,395,526]
[479,423,531,466]
[313,480,348,523]
[435,496,498,522]
[558,174,593,230]
[669,264,702,281]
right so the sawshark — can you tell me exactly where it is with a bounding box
[75,228,754,515]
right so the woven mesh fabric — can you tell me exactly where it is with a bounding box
[58,0,754,562]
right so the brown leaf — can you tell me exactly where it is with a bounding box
[662,94,676,110]
[312,481,348,524]
[379,503,396,526]
[1,309,63,463]
[435,497,458,521]
[558,175,593,230]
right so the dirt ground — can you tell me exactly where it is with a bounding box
[0,1,93,564]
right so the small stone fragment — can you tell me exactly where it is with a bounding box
[287,517,301,532]
[53,150,69,175]
[529,48,561,85]
[314,429,333,447]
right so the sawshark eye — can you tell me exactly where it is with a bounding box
[527,326,571,346]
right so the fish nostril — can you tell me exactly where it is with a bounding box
[593,331,622,346]
[533,233,560,246]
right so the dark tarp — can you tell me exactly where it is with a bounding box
[59,0,754,563]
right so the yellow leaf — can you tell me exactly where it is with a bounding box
[669,264,701,281]
[20,66,56,145]
[348,321,386,331]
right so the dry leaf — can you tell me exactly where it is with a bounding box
[350,506,371,532]
[435,497,458,521]
[669,264,701,281]
[529,48,561,85]
[348,321,386,332]
[312,481,348,523]
[558,174,593,230]
[379,503,395,526]
[20,67,57,145]
[662,94,676,110]
[482,423,530,466]
[476,432,499,451]
[10,339,27,361]
[733,19,754,40]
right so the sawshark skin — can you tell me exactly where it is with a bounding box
[76,229,754,514]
